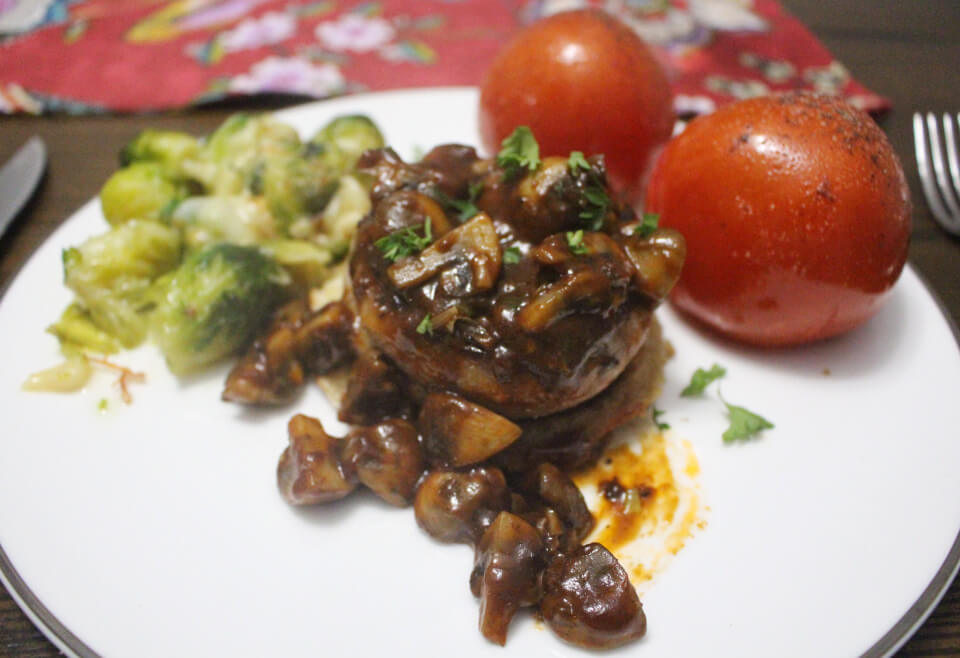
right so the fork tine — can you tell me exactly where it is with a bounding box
[913,112,960,234]
[943,113,960,204]
[927,113,960,220]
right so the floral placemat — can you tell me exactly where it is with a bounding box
[0,0,889,115]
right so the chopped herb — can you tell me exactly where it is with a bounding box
[497,126,540,180]
[652,406,670,431]
[97,398,108,412]
[416,313,433,335]
[721,397,774,443]
[634,212,660,238]
[681,363,727,397]
[568,150,591,173]
[374,218,432,262]
[565,229,589,255]
[579,184,610,231]
[503,246,521,264]
[430,181,484,223]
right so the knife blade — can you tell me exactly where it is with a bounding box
[0,136,47,240]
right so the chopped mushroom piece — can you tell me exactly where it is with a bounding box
[470,512,546,646]
[223,299,354,405]
[277,414,356,505]
[343,419,424,507]
[413,467,511,544]
[540,543,647,649]
[418,392,522,467]
[519,463,594,542]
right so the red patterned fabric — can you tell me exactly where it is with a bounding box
[0,0,889,115]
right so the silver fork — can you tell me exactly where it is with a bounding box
[914,112,960,237]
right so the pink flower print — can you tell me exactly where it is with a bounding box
[315,14,395,53]
[220,11,296,52]
[229,56,346,97]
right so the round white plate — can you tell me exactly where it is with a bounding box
[2,88,959,658]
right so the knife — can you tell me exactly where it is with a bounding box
[0,136,47,240]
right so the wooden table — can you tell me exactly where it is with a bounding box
[1,1,959,655]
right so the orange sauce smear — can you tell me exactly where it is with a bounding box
[574,425,703,584]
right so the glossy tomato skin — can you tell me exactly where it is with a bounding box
[478,9,673,208]
[646,92,911,346]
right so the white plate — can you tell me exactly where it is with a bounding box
[2,87,960,658]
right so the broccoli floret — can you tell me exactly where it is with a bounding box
[150,243,291,374]
[63,220,182,347]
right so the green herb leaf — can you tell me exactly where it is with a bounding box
[430,181,484,223]
[722,399,774,443]
[374,218,433,262]
[634,212,660,238]
[503,246,521,264]
[568,151,590,173]
[565,229,589,256]
[497,126,540,180]
[652,406,670,431]
[416,313,433,335]
[579,184,610,231]
[681,363,727,397]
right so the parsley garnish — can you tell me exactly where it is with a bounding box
[416,313,433,335]
[503,246,521,264]
[497,126,540,180]
[681,363,727,397]
[721,397,774,443]
[375,218,433,262]
[432,182,484,223]
[566,229,589,255]
[568,150,591,174]
[634,212,660,238]
[652,406,670,431]
[579,184,610,231]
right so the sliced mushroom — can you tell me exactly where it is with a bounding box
[343,419,424,507]
[622,228,687,302]
[418,392,522,467]
[470,512,546,646]
[516,268,613,332]
[413,467,511,544]
[540,543,647,650]
[387,213,501,294]
[277,414,356,505]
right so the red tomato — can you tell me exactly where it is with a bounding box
[478,9,673,208]
[646,92,911,346]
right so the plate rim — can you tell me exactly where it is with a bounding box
[1,87,959,658]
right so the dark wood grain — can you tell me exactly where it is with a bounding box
[2,2,960,656]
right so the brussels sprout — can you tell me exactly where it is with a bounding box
[260,151,340,230]
[63,220,182,347]
[260,239,335,291]
[308,114,385,174]
[193,113,302,194]
[150,243,291,374]
[47,302,122,355]
[170,195,277,250]
[119,129,201,179]
[99,162,187,227]
[287,173,370,255]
